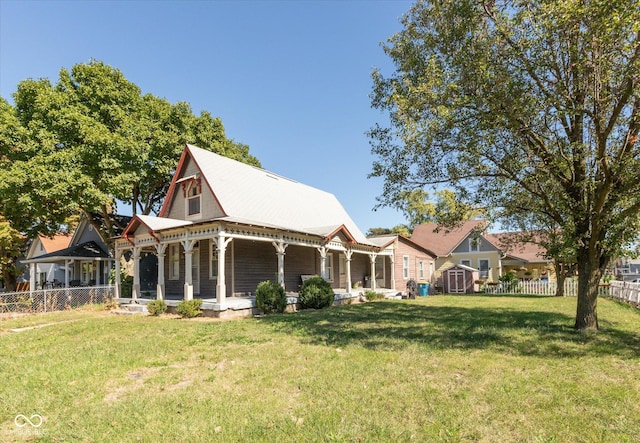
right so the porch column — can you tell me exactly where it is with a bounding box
[498,258,503,278]
[132,247,141,301]
[156,243,167,301]
[344,249,353,292]
[29,263,36,294]
[369,253,377,291]
[214,234,232,306]
[389,254,396,291]
[65,259,71,289]
[114,249,121,298]
[96,261,101,286]
[318,247,328,280]
[272,240,288,289]
[182,239,196,301]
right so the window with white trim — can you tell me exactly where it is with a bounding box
[460,259,472,267]
[326,253,333,282]
[209,242,218,280]
[469,237,481,252]
[169,244,180,280]
[339,255,346,275]
[419,260,425,280]
[403,255,410,279]
[478,259,490,278]
[185,179,201,218]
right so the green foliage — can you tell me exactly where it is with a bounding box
[147,300,168,316]
[298,276,335,309]
[255,280,287,314]
[498,272,520,293]
[369,0,640,329]
[0,217,26,291]
[364,290,385,301]
[176,299,203,318]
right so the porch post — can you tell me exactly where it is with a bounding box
[156,243,167,301]
[344,249,353,293]
[369,253,377,291]
[272,241,288,289]
[132,247,141,301]
[182,239,195,301]
[389,254,396,291]
[65,259,71,289]
[215,234,232,306]
[96,261,101,286]
[29,263,36,294]
[114,248,121,298]
[318,247,328,280]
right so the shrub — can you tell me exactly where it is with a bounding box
[498,272,520,293]
[256,280,287,314]
[176,299,203,318]
[147,300,167,316]
[298,276,334,309]
[364,290,385,301]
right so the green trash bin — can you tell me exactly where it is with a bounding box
[418,282,429,296]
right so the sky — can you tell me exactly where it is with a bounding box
[0,0,415,233]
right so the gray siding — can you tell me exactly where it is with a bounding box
[452,235,499,254]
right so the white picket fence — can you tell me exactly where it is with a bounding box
[483,279,579,296]
[607,281,640,305]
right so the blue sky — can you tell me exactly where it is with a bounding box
[0,0,413,232]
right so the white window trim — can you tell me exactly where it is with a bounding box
[169,244,180,280]
[478,258,490,279]
[418,260,425,280]
[184,180,202,220]
[468,237,481,253]
[460,259,472,268]
[403,255,410,279]
[209,241,218,280]
[326,253,334,282]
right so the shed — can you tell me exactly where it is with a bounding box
[442,264,479,294]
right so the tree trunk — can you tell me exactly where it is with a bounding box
[554,262,566,297]
[2,268,18,292]
[575,248,602,330]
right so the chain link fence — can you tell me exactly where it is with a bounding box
[0,286,115,314]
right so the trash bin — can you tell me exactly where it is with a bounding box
[418,282,429,296]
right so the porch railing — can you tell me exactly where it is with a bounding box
[0,286,114,314]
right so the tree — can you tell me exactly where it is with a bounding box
[370,0,640,330]
[5,60,259,240]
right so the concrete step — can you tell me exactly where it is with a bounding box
[117,303,148,314]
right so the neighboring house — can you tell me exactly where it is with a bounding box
[487,234,554,281]
[116,144,397,304]
[21,214,130,289]
[613,257,640,281]
[411,221,502,287]
[367,234,436,292]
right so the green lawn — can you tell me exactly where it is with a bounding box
[1,295,639,442]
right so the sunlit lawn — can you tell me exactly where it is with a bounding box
[1,295,639,442]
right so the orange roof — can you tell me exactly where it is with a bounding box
[38,233,72,254]
[410,220,488,257]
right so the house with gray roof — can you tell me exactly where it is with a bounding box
[116,144,399,308]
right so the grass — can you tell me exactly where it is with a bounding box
[1,295,639,442]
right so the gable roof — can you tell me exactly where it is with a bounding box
[367,234,437,258]
[410,220,490,257]
[38,234,72,254]
[487,233,549,263]
[22,241,110,263]
[157,144,371,244]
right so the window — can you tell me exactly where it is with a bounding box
[326,254,333,282]
[478,259,490,278]
[403,255,410,279]
[469,237,481,252]
[461,259,472,267]
[169,244,180,280]
[187,183,200,215]
[419,260,425,280]
[210,242,218,280]
[339,255,346,275]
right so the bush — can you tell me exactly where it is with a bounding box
[498,272,520,293]
[256,280,287,314]
[147,300,167,316]
[298,276,334,309]
[176,299,203,318]
[364,290,385,301]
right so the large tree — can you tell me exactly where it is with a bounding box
[370,0,640,330]
[0,61,260,284]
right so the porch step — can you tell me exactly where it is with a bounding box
[113,303,148,315]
